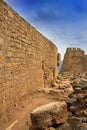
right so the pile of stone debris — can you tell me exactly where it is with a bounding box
[30,72,87,130]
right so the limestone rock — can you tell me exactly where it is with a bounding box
[80,123,87,130]
[44,127,56,130]
[56,122,72,130]
[64,85,74,96]
[30,101,68,129]
[68,117,82,130]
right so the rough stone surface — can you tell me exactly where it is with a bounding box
[44,127,56,130]
[56,122,72,130]
[0,0,59,114]
[61,48,87,73]
[30,102,68,129]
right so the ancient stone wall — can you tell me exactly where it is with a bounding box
[0,1,59,114]
[61,48,87,73]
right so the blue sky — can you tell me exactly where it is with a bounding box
[5,0,87,59]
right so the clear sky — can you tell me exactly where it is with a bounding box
[4,0,87,59]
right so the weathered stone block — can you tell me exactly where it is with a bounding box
[30,101,68,129]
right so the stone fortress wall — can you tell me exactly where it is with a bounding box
[61,48,87,73]
[0,0,59,114]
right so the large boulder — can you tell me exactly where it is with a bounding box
[30,101,68,129]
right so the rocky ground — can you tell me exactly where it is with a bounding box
[30,72,87,130]
[0,72,87,130]
[52,72,87,130]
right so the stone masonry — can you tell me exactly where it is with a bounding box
[61,48,87,73]
[0,1,59,114]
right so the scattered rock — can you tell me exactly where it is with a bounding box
[82,85,87,90]
[69,106,78,114]
[30,101,68,129]
[68,117,82,130]
[66,98,77,106]
[44,127,56,130]
[56,122,72,130]
[30,72,87,130]
[80,123,87,130]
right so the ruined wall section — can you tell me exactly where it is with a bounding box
[0,1,58,114]
[61,48,87,73]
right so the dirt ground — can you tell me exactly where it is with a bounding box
[0,90,57,130]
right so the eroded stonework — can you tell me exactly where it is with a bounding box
[0,0,59,114]
[61,48,87,73]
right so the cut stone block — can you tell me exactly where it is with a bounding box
[30,101,68,129]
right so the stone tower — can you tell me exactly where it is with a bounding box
[61,48,87,73]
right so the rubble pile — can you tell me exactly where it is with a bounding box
[30,72,87,130]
